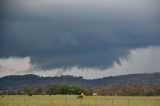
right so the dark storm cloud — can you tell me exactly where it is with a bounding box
[0,0,160,69]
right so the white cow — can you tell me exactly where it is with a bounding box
[92,93,97,96]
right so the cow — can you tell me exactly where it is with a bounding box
[77,93,84,99]
[76,95,83,99]
[27,93,32,96]
[92,93,97,96]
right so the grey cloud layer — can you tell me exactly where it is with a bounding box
[0,0,160,69]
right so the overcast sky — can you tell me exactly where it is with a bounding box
[0,0,160,79]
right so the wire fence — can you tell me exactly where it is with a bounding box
[0,95,160,106]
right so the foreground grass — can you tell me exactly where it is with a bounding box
[0,95,160,106]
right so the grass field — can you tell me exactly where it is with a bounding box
[0,95,160,106]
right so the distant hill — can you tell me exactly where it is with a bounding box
[0,73,160,90]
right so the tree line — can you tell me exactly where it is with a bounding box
[93,84,160,96]
[0,84,160,96]
[0,84,87,95]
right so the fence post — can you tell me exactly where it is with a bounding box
[24,98,25,105]
[144,98,147,106]
[64,94,67,106]
[80,98,81,105]
[112,98,114,106]
[37,98,39,106]
[50,98,52,105]
[128,98,130,106]
[96,96,97,106]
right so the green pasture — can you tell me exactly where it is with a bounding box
[0,95,160,106]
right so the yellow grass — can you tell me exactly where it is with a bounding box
[0,95,160,106]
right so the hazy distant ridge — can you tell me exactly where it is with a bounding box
[0,73,160,90]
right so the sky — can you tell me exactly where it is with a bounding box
[0,0,160,79]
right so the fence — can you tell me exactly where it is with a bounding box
[0,95,160,106]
